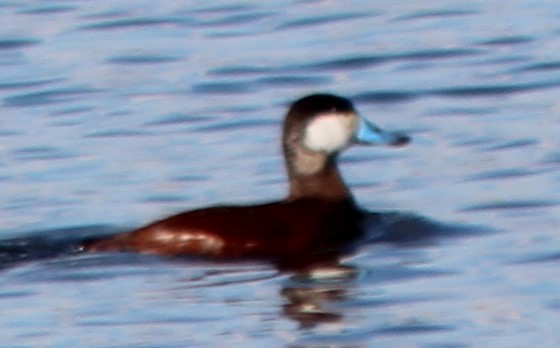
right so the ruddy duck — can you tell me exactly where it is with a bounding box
[83,94,409,268]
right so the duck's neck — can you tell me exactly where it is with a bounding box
[285,151,353,202]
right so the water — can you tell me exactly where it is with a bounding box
[1,0,560,346]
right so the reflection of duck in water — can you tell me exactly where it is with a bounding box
[282,264,358,328]
[83,94,409,268]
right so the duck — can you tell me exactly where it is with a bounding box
[82,94,409,268]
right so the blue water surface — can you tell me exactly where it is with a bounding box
[1,0,560,347]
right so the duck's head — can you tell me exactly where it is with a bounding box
[281,93,409,200]
[282,94,409,180]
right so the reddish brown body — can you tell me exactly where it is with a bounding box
[85,198,363,267]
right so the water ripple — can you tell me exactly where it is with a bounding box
[18,5,77,15]
[362,266,455,284]
[305,48,478,72]
[464,168,543,182]
[376,323,453,335]
[305,55,388,71]
[0,290,33,299]
[3,87,102,107]
[170,174,210,183]
[479,139,538,152]
[395,9,478,21]
[354,90,419,104]
[5,254,168,283]
[142,195,189,204]
[192,119,276,132]
[395,48,479,61]
[191,81,256,94]
[277,12,371,30]
[208,66,274,76]
[353,78,560,104]
[547,300,560,313]
[10,146,76,161]
[77,314,218,327]
[432,81,560,97]
[511,252,560,264]
[107,54,182,65]
[461,200,559,212]
[190,4,256,14]
[542,152,560,165]
[0,77,64,90]
[296,321,453,345]
[78,17,190,31]
[0,37,41,50]
[85,129,150,138]
[428,106,498,117]
[146,113,212,127]
[211,48,480,78]
[194,12,273,27]
[478,36,534,46]
[257,75,330,87]
[50,105,96,116]
[452,137,495,148]
[515,61,560,72]
[0,129,21,137]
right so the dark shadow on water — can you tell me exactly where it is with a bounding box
[0,225,120,270]
[362,210,491,246]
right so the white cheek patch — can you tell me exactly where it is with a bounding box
[304,113,355,153]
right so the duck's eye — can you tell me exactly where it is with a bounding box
[304,113,354,153]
